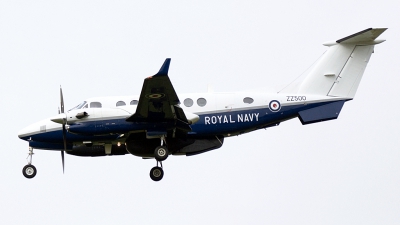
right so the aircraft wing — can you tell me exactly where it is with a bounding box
[126,58,191,131]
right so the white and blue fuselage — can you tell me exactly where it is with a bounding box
[17,28,387,180]
[18,93,348,149]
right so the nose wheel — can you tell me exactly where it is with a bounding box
[23,147,37,179]
[23,164,37,179]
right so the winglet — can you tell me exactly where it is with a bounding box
[154,58,171,77]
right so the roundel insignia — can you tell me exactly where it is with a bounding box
[146,93,165,99]
[269,100,281,112]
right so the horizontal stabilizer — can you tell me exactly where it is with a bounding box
[336,28,387,44]
[298,101,345,125]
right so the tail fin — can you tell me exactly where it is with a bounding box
[297,28,387,98]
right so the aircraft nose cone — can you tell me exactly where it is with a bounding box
[18,126,32,140]
[18,120,42,140]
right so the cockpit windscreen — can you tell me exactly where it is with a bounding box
[68,101,87,111]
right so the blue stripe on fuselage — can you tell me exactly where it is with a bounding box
[191,100,344,135]
[22,101,343,144]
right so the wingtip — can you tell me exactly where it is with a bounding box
[155,58,171,76]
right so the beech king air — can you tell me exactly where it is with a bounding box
[18,28,387,181]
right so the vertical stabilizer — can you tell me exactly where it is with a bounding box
[297,28,387,98]
[328,45,373,98]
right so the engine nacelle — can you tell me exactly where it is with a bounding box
[125,132,224,158]
[67,144,128,157]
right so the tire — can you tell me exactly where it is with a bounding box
[22,165,37,179]
[154,146,168,161]
[150,166,164,181]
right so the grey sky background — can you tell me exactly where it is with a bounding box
[1,1,399,224]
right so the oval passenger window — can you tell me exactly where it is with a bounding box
[184,98,193,107]
[197,98,207,107]
[243,97,254,104]
[116,101,126,107]
[130,100,138,105]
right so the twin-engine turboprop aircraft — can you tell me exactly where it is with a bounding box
[18,28,387,181]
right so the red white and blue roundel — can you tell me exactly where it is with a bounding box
[145,93,165,99]
[269,100,281,112]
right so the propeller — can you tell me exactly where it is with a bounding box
[59,86,67,173]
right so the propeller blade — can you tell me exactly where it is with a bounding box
[62,123,67,173]
[60,86,66,173]
[60,86,64,114]
[61,149,65,173]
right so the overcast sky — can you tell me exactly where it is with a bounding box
[1,1,399,224]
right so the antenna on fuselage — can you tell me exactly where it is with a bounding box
[207,84,214,93]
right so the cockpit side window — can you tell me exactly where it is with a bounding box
[90,102,102,108]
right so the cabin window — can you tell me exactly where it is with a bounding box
[184,98,193,107]
[130,100,138,105]
[116,101,126,107]
[243,97,254,104]
[90,102,102,108]
[83,104,88,108]
[197,98,207,107]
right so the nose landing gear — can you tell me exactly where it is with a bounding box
[23,147,37,179]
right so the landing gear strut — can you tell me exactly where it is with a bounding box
[154,136,169,161]
[23,147,37,179]
[150,137,168,181]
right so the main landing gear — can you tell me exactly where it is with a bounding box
[150,138,168,182]
[22,147,37,179]
[150,161,164,182]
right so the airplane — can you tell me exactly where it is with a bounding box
[18,28,387,181]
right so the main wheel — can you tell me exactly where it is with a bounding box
[22,164,37,179]
[154,146,168,161]
[150,166,164,181]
